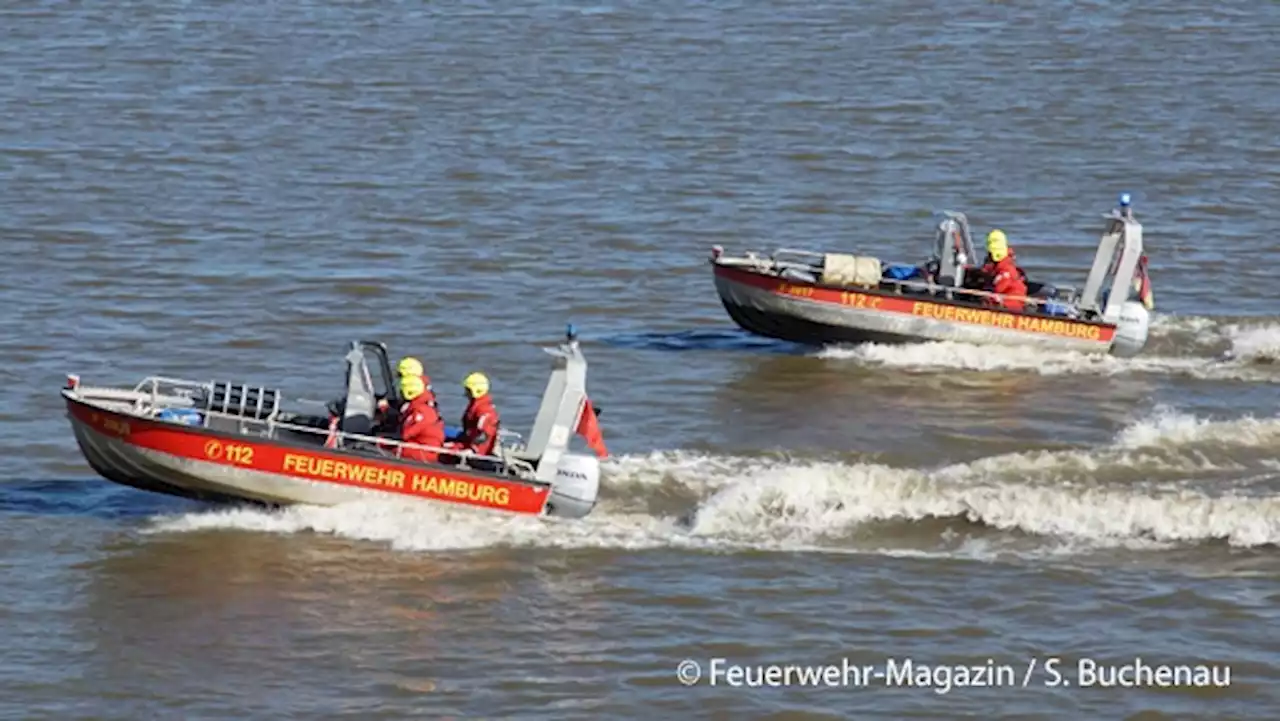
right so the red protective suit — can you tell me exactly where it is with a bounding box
[452,395,500,457]
[979,252,1028,312]
[399,395,445,463]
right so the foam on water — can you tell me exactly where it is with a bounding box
[1149,312,1224,340]
[1222,323,1280,363]
[147,408,1280,556]
[1113,405,1280,448]
[816,339,1213,377]
[1153,314,1280,357]
[814,314,1280,379]
[684,458,1280,550]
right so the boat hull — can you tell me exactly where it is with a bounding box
[63,395,578,518]
[713,263,1116,353]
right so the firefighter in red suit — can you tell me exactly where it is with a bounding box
[397,374,445,463]
[976,229,1028,312]
[397,356,433,394]
[447,372,501,457]
[395,356,438,414]
[370,356,439,433]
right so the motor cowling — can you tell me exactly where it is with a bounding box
[1110,300,1151,358]
[547,453,601,518]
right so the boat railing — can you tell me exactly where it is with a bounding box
[131,376,209,405]
[721,248,825,279]
[132,375,210,394]
[116,389,536,479]
[871,276,1083,316]
[872,276,1083,315]
[279,419,538,479]
[724,247,1086,318]
[771,247,829,265]
[80,374,532,476]
[66,376,212,416]
[70,374,531,477]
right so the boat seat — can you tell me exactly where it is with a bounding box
[202,382,280,421]
[341,413,373,437]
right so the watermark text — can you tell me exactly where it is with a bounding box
[674,657,1231,694]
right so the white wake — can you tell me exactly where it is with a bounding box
[147,408,1280,555]
[814,314,1280,380]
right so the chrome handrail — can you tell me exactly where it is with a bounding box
[131,376,211,396]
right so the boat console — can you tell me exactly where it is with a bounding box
[927,210,978,289]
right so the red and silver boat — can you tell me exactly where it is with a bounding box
[63,326,609,519]
[711,196,1155,356]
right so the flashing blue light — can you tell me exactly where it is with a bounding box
[1119,192,1131,207]
[566,323,577,340]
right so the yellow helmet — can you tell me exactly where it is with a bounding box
[462,372,490,399]
[986,229,1009,263]
[397,356,424,378]
[400,374,425,401]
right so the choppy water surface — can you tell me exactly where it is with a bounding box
[3,0,1280,718]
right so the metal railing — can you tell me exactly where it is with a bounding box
[130,376,212,415]
[255,417,538,479]
[78,377,538,479]
[724,247,1087,318]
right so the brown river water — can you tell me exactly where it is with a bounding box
[2,1,1279,719]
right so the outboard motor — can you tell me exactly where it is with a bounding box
[548,452,601,518]
[514,324,607,519]
[1078,193,1154,358]
[1110,300,1151,358]
[1108,194,1153,358]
